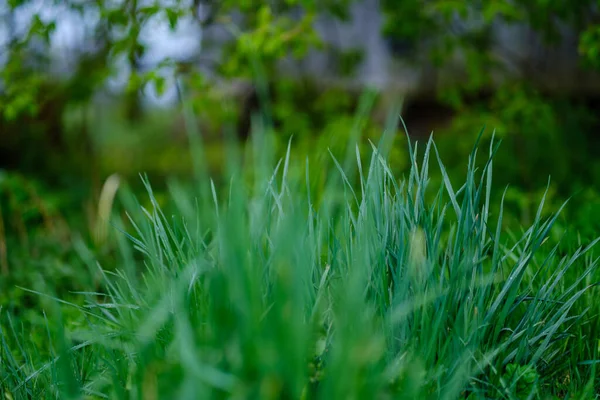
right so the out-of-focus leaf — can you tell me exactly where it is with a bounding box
[165,8,180,30]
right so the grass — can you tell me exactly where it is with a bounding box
[1,120,599,399]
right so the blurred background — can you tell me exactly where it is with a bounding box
[2,0,600,308]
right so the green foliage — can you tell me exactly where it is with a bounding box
[220,5,321,77]
[580,24,600,70]
[503,363,539,398]
[0,170,93,317]
[381,0,599,75]
[1,1,600,397]
[378,1,600,235]
[0,0,354,120]
[430,80,600,242]
[0,0,362,178]
[379,0,600,142]
[1,132,599,399]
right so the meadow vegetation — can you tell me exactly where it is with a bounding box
[3,1,600,398]
[1,117,599,398]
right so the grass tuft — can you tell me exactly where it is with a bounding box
[1,128,599,399]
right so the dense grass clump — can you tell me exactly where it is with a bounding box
[1,129,599,399]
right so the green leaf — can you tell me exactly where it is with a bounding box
[153,75,167,97]
[139,5,161,19]
[165,8,179,30]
